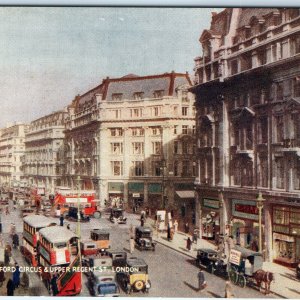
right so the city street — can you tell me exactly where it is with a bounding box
[0,201,278,298]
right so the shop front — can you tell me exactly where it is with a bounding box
[231,199,262,249]
[272,205,300,267]
[108,182,124,207]
[148,183,162,214]
[201,198,220,241]
[128,182,144,211]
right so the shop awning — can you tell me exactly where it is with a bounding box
[175,190,195,199]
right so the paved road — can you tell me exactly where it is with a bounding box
[1,203,279,298]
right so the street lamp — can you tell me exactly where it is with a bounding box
[256,191,265,253]
[76,176,81,238]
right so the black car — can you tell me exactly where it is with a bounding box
[135,226,156,251]
[196,248,219,270]
[68,207,90,222]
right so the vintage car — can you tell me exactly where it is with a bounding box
[109,208,127,224]
[88,274,120,297]
[83,255,113,276]
[116,257,151,294]
[196,248,219,270]
[81,241,98,257]
[67,206,90,222]
[91,229,110,253]
[296,262,300,280]
[107,250,127,268]
[135,226,156,251]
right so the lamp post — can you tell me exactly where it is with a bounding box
[76,175,81,239]
[256,191,265,253]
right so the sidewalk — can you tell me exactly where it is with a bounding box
[146,219,300,299]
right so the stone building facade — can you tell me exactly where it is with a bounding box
[0,123,28,188]
[64,72,196,227]
[23,109,68,194]
[192,8,300,266]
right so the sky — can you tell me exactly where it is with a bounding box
[0,7,222,127]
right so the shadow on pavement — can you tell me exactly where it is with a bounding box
[280,272,299,282]
[186,258,198,267]
[288,288,300,294]
[183,281,199,292]
[206,290,222,298]
[179,246,190,252]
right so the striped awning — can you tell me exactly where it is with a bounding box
[175,190,195,199]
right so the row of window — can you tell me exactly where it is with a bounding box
[111,90,165,101]
[109,106,192,119]
[109,125,195,137]
[111,160,197,177]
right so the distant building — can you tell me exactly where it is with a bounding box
[0,123,28,188]
[64,72,196,229]
[192,8,300,266]
[23,109,68,194]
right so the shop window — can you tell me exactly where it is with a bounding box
[273,207,290,225]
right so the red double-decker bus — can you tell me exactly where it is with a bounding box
[21,215,55,267]
[54,189,101,219]
[38,226,82,296]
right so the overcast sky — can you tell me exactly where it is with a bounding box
[0,7,221,127]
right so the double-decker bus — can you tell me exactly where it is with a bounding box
[54,189,101,219]
[38,226,81,296]
[21,215,55,267]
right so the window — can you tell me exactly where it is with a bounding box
[182,161,189,176]
[182,107,188,116]
[111,161,123,176]
[152,142,162,154]
[111,143,123,155]
[132,142,144,155]
[174,161,179,176]
[133,92,144,100]
[276,82,284,100]
[131,128,138,136]
[294,159,300,190]
[130,108,142,118]
[182,91,188,102]
[275,115,284,143]
[182,125,188,134]
[291,34,300,55]
[153,161,162,176]
[112,109,121,119]
[112,93,123,101]
[294,78,300,97]
[133,161,144,176]
[258,156,268,187]
[231,60,238,75]
[153,90,164,98]
[258,49,267,65]
[174,141,179,154]
[110,128,123,137]
[182,142,188,154]
[151,127,161,136]
[152,106,161,116]
[192,125,196,135]
[174,125,178,134]
[258,117,268,144]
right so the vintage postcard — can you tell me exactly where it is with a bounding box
[0,6,299,299]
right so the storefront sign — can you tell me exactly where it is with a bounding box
[273,232,295,242]
[108,182,124,192]
[132,193,140,198]
[203,198,219,209]
[232,199,259,221]
[229,249,242,265]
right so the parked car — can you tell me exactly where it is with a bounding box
[88,274,120,297]
[109,208,127,224]
[196,248,219,271]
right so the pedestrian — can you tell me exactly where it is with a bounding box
[224,281,234,298]
[0,210,2,234]
[193,228,199,244]
[67,223,71,230]
[145,207,149,218]
[60,215,64,226]
[140,214,145,227]
[12,233,19,249]
[0,263,5,285]
[50,273,59,296]
[197,268,207,291]
[6,205,9,215]
[21,271,29,289]
[13,263,20,288]
[173,220,178,233]
[186,237,192,251]
[7,277,15,296]
[185,222,190,234]
[167,224,171,241]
